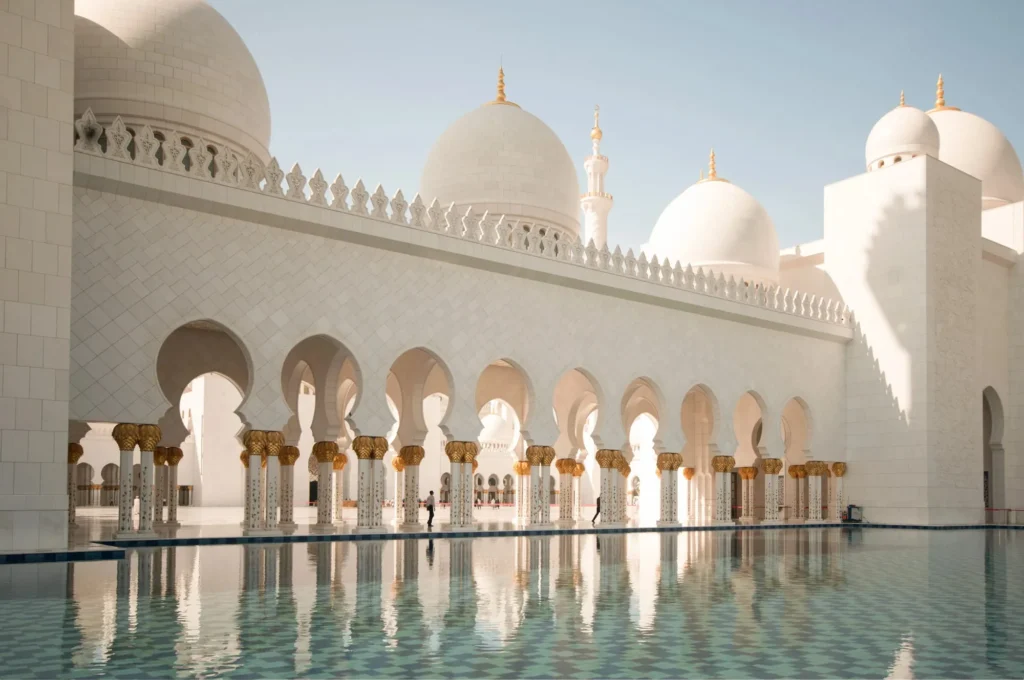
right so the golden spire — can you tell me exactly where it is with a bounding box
[590,104,603,141]
[486,66,520,108]
[900,90,905,107]
[697,147,729,184]
[928,73,960,113]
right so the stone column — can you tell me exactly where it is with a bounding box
[788,464,806,522]
[354,435,388,531]
[525,446,547,526]
[616,457,631,524]
[242,430,267,532]
[67,443,83,526]
[711,455,735,525]
[446,442,465,527]
[762,458,783,523]
[312,441,338,532]
[166,447,183,527]
[556,458,575,524]
[339,454,352,522]
[400,446,424,527]
[513,460,530,525]
[572,461,584,521]
[806,461,825,522]
[390,455,405,526]
[239,450,251,527]
[112,423,139,536]
[464,445,479,526]
[137,424,161,535]
[264,431,283,530]
[657,453,681,526]
[831,462,847,522]
[278,446,299,529]
[683,467,696,524]
[595,449,618,524]
[152,447,167,525]
[539,446,555,524]
[737,467,758,524]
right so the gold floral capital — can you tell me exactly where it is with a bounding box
[788,464,806,479]
[371,437,388,460]
[573,462,585,477]
[279,445,300,466]
[265,431,284,456]
[762,458,784,475]
[445,441,465,463]
[167,447,184,466]
[683,467,696,480]
[555,458,576,475]
[806,461,827,476]
[525,445,547,466]
[513,460,531,476]
[620,463,631,478]
[391,456,406,472]
[832,461,847,478]
[594,449,617,468]
[153,446,167,465]
[243,430,267,456]
[463,442,480,465]
[400,445,425,466]
[68,443,84,464]
[137,424,161,452]
[111,423,139,451]
[352,436,375,460]
[239,450,250,468]
[313,441,339,464]
[540,446,556,466]
[711,455,735,473]
[656,453,676,471]
[334,453,349,471]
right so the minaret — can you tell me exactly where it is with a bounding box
[580,105,613,248]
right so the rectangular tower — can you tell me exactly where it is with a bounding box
[825,155,982,524]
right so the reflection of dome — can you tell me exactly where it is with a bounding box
[647,151,779,285]
[865,94,939,171]
[420,69,580,240]
[926,76,1024,209]
[74,0,272,162]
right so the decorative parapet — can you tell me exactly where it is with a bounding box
[73,110,852,328]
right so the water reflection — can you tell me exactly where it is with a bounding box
[0,528,1021,678]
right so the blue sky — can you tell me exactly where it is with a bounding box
[210,0,1024,250]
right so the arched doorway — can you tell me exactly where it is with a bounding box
[983,387,1005,513]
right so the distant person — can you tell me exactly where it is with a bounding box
[426,490,436,529]
[592,496,601,524]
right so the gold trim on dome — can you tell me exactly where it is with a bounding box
[697,148,729,184]
[928,74,960,113]
[485,66,521,108]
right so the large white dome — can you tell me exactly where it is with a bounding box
[865,98,939,171]
[74,0,272,162]
[648,161,779,285]
[420,73,580,239]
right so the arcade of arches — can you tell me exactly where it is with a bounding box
[76,321,1012,535]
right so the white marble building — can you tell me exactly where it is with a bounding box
[0,0,1019,550]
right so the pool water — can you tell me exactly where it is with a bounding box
[0,528,1021,678]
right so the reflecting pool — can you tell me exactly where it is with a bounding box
[0,528,1021,678]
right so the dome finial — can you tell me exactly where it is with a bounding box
[900,90,905,107]
[486,65,520,108]
[929,73,960,113]
[590,104,603,149]
[708,148,717,180]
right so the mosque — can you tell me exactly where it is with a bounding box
[2,0,1020,551]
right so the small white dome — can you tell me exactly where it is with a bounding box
[929,108,1024,209]
[421,75,580,239]
[648,170,779,285]
[865,103,939,170]
[74,0,272,162]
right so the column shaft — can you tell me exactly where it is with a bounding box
[515,466,529,524]
[558,471,573,521]
[67,462,77,526]
[403,465,420,525]
[117,449,134,533]
[807,474,823,521]
[247,454,263,530]
[450,460,463,527]
[167,465,180,525]
[335,469,346,522]
[321,460,336,525]
[370,459,385,528]
[138,449,155,533]
[265,456,280,528]
[462,461,473,525]
[153,465,165,524]
[280,464,294,526]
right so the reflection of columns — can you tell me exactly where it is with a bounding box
[137,424,161,534]
[789,464,806,522]
[683,468,696,524]
[595,449,618,524]
[67,443,83,526]
[264,431,283,529]
[513,460,530,525]
[526,445,553,526]
[711,455,735,524]
[391,455,405,525]
[243,430,267,531]
[278,446,299,528]
[400,446,424,526]
[831,462,847,522]
[762,459,783,523]
[738,466,758,524]
[657,453,682,525]
[312,441,338,531]
[334,452,348,524]
[354,435,388,530]
[166,447,183,527]
[572,462,584,521]
[112,424,139,535]
[806,461,826,521]
[153,447,167,524]
[556,459,576,523]
[447,442,465,527]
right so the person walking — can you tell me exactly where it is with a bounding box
[426,490,436,529]
[592,495,601,524]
